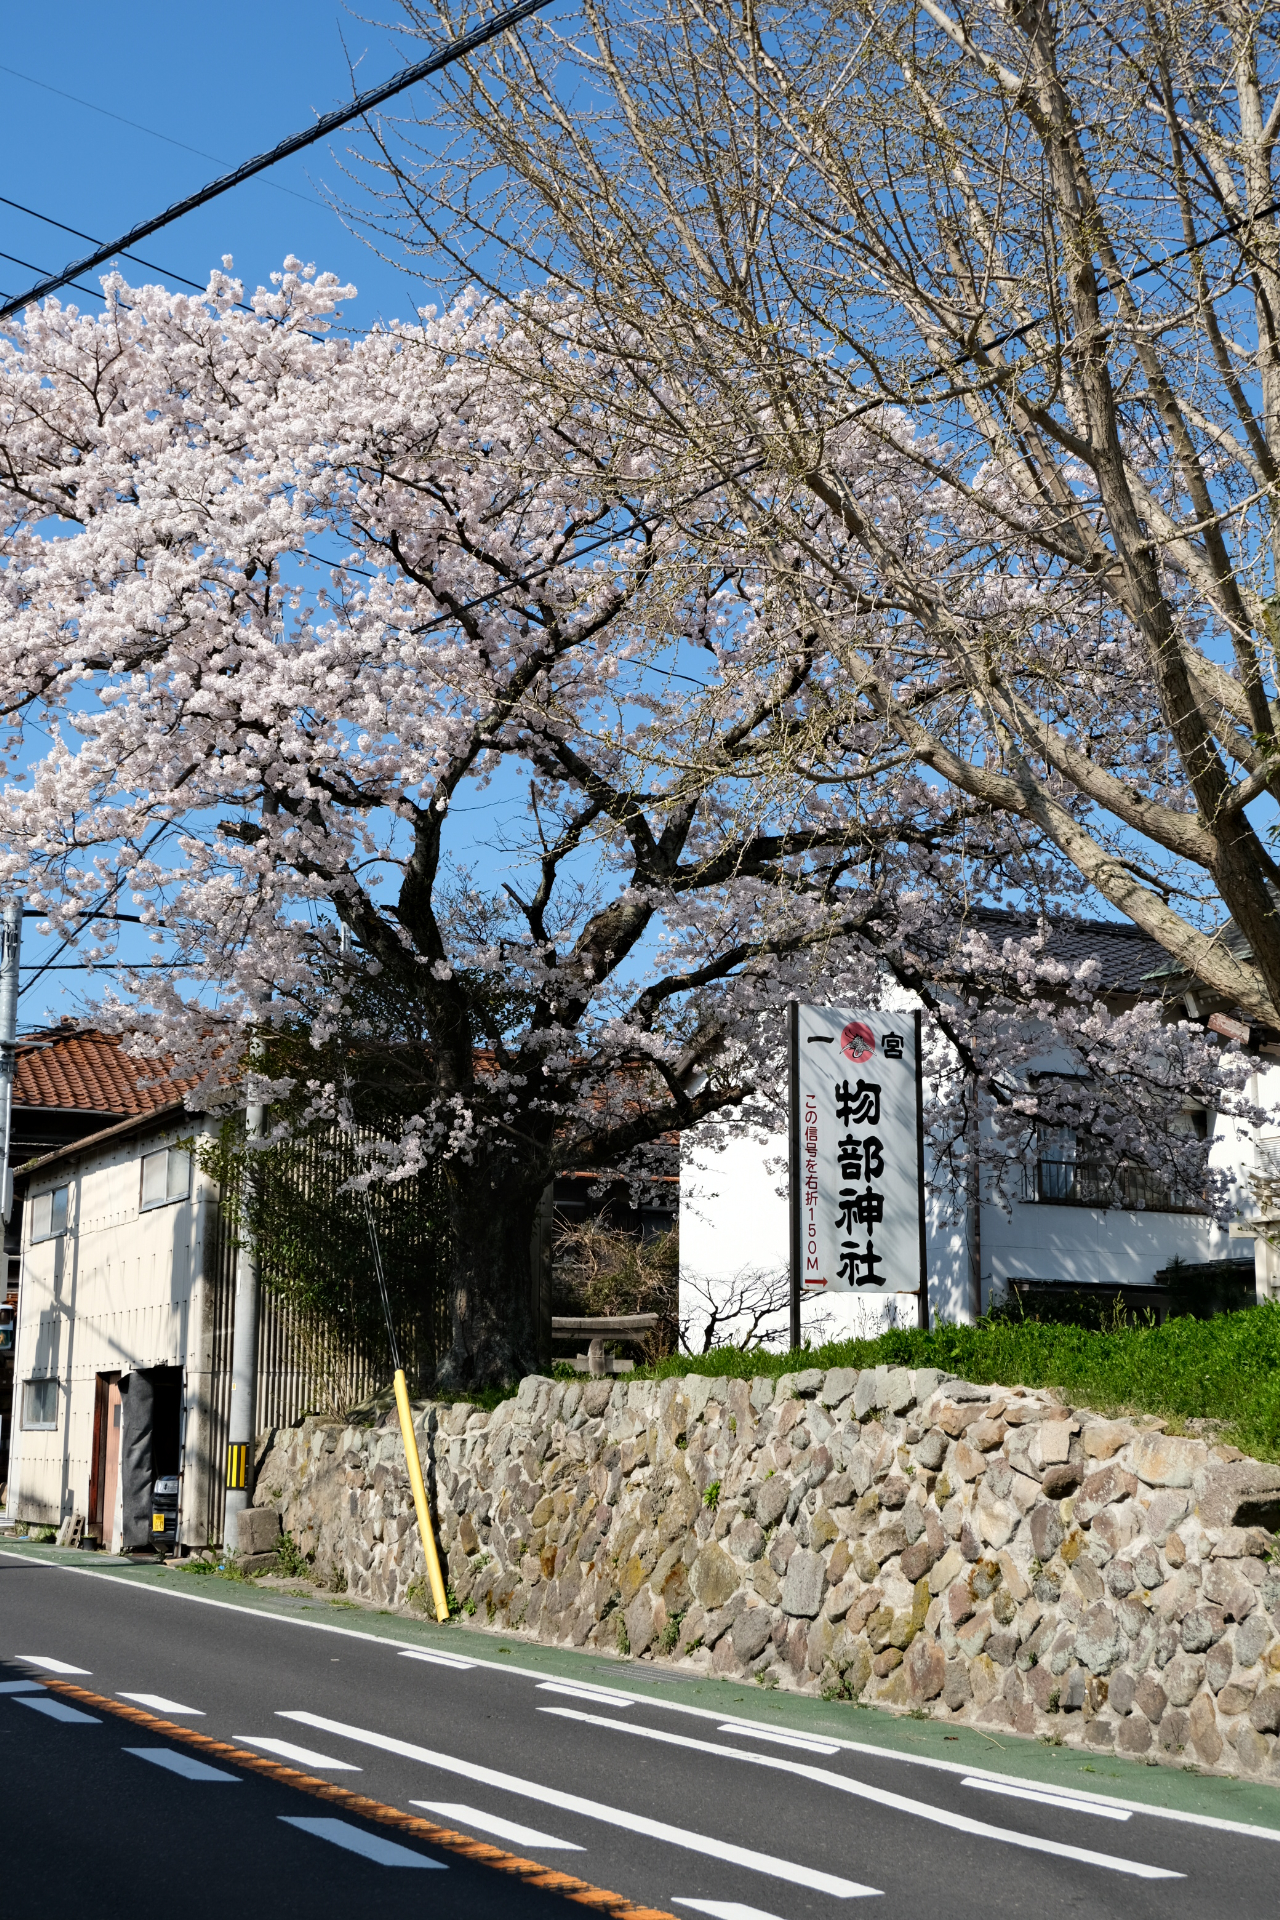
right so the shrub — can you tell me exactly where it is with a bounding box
[629,1302,1280,1462]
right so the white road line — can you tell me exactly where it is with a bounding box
[14,1654,90,1674]
[14,1695,99,1725]
[717,1723,840,1757]
[675,1903,794,1920]
[0,1680,44,1693]
[279,1816,445,1867]
[13,1547,1280,1849]
[399,1649,476,1671]
[119,1692,206,1715]
[124,1747,240,1781]
[413,1800,585,1849]
[537,1681,634,1708]
[233,1734,361,1771]
[962,1777,1132,1822]
[536,1707,1182,1884]
[279,1709,879,1899]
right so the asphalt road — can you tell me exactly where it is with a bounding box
[2,1549,1278,1920]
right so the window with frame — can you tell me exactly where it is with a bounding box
[1027,1117,1208,1211]
[140,1146,191,1211]
[22,1378,58,1429]
[29,1185,69,1240]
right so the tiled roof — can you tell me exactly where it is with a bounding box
[13,1020,184,1117]
[959,909,1177,997]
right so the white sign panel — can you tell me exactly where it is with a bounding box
[789,1006,924,1297]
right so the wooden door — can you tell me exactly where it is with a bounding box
[89,1374,122,1547]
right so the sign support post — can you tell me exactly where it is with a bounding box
[787,1001,802,1352]
[789,1005,928,1329]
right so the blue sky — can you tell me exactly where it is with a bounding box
[0,3,442,332]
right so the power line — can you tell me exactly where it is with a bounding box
[0,247,101,306]
[0,61,315,206]
[0,1,557,321]
[0,194,252,310]
[846,193,1280,422]
[18,962,179,972]
[2,61,247,169]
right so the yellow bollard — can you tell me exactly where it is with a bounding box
[392,1368,450,1623]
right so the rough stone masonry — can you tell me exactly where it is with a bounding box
[254,1365,1280,1779]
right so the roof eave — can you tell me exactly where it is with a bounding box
[14,1099,199,1182]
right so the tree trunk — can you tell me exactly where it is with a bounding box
[434,1157,543,1391]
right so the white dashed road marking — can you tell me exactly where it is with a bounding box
[536,1706,1182,1884]
[536,1680,635,1708]
[119,1692,206,1715]
[675,1903,795,1920]
[398,1649,476,1671]
[14,1696,99,1725]
[717,1722,841,1757]
[233,1735,361,1770]
[15,1655,91,1674]
[279,1816,445,1867]
[412,1801,585,1849]
[124,1747,240,1781]
[962,1777,1133,1822]
[279,1708,879,1899]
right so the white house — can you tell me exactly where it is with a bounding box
[10,1103,223,1548]
[680,914,1276,1346]
[5,1029,327,1550]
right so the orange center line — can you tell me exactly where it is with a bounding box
[41,1676,676,1919]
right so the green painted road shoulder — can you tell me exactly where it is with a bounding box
[5,1538,1280,1837]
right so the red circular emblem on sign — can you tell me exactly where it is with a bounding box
[840,1020,876,1064]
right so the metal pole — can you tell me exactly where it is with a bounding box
[223,1083,265,1551]
[0,898,21,1227]
[787,1000,801,1352]
[0,898,20,1521]
[914,1010,930,1333]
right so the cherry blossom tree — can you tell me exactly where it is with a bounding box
[0,261,1033,1386]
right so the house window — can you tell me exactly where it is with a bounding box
[1024,1125,1206,1212]
[140,1147,191,1211]
[22,1379,59,1429]
[29,1185,69,1240]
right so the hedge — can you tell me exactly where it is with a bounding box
[624,1303,1280,1464]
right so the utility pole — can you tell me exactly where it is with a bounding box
[223,1070,265,1552]
[0,899,21,1227]
[0,900,21,1524]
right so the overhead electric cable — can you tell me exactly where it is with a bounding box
[845,190,1280,421]
[0,0,557,321]
[0,247,100,304]
[0,194,252,308]
[0,60,256,168]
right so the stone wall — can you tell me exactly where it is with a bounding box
[254,1364,1280,1779]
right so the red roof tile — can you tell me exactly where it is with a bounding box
[14,1020,184,1117]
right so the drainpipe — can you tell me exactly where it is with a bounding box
[223,1078,265,1552]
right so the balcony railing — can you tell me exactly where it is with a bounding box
[1022,1155,1207,1213]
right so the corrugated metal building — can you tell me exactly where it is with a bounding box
[4,1029,382,1549]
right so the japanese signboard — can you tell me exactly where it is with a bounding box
[788,1006,925,1318]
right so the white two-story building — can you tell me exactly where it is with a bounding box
[4,1028,326,1550]
[680,915,1276,1346]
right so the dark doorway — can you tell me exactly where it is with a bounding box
[118,1366,182,1551]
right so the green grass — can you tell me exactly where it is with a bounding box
[627,1303,1280,1464]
